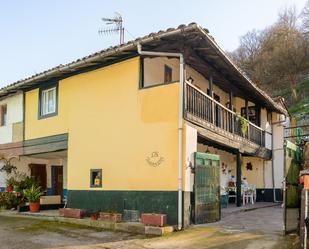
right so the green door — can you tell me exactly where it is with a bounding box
[194,152,220,224]
[284,141,301,234]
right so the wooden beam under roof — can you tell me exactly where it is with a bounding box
[184,46,246,97]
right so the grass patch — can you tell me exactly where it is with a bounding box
[289,97,309,119]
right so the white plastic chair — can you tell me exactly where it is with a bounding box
[242,186,254,205]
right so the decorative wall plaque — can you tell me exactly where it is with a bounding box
[146,151,164,167]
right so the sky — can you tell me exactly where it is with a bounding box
[0,0,307,87]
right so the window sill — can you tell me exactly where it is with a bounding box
[38,112,58,120]
[140,81,179,90]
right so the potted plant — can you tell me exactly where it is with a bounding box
[23,185,44,213]
[90,212,99,220]
[236,113,249,137]
[0,158,17,175]
[5,177,16,192]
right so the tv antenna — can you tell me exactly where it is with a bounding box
[99,12,125,45]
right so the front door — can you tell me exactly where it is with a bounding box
[51,166,63,196]
[193,152,220,224]
[29,164,47,190]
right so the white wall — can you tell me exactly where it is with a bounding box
[144,57,180,87]
[184,124,197,192]
[143,57,230,106]
[0,155,67,192]
[0,93,23,144]
[273,121,285,189]
[260,108,272,149]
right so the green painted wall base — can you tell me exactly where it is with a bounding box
[67,190,178,225]
[256,188,283,202]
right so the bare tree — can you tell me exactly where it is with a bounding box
[262,6,309,100]
[301,0,309,34]
[230,5,309,103]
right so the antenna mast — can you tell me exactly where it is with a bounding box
[99,12,124,45]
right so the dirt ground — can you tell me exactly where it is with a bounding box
[0,206,300,249]
[0,216,143,249]
[52,227,299,249]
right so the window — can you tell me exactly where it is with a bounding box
[39,84,58,118]
[0,105,7,126]
[164,65,172,83]
[90,169,102,188]
[241,106,261,126]
[141,57,180,88]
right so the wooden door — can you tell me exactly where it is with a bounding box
[51,166,63,196]
[29,164,47,190]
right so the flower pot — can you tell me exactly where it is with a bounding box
[90,213,99,220]
[99,212,122,223]
[6,185,13,192]
[60,208,84,218]
[29,202,40,212]
[141,213,167,227]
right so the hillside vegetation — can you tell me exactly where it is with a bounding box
[230,2,309,125]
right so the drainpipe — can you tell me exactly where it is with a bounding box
[137,44,185,230]
[271,114,287,203]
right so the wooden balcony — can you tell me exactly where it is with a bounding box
[184,81,266,148]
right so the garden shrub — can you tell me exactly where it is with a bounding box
[0,192,19,209]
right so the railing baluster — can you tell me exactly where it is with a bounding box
[184,82,265,147]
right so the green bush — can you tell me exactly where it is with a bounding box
[23,185,44,203]
[0,192,19,209]
[13,175,40,193]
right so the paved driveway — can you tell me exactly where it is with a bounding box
[0,216,142,249]
[51,206,298,249]
[201,205,284,233]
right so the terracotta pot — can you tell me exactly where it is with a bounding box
[141,213,167,227]
[99,212,122,223]
[6,186,13,192]
[90,213,99,220]
[29,202,40,212]
[61,208,84,218]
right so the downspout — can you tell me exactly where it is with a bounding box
[271,114,287,203]
[137,43,184,230]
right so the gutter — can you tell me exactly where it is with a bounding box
[271,115,287,203]
[137,43,185,231]
[0,25,197,97]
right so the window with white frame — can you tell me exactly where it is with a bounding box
[41,87,57,116]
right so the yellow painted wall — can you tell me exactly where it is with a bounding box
[25,87,68,138]
[25,57,180,191]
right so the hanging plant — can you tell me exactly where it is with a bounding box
[236,113,249,137]
[0,157,18,175]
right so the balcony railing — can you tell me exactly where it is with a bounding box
[185,81,265,147]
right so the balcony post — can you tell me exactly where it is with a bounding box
[209,75,215,125]
[184,80,187,118]
[229,92,234,133]
[236,151,242,207]
[245,100,250,140]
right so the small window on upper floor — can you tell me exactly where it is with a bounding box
[141,57,179,88]
[0,105,7,126]
[164,65,172,83]
[39,83,58,119]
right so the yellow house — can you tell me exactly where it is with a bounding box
[0,23,289,228]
